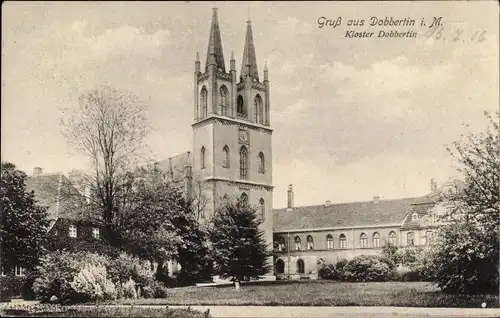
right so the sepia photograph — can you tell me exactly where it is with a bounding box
[1,1,499,317]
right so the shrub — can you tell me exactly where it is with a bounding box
[335,259,348,273]
[0,275,27,300]
[151,281,169,298]
[121,278,138,299]
[33,250,168,303]
[318,263,339,280]
[141,286,154,299]
[371,255,396,270]
[426,222,499,294]
[33,251,117,304]
[106,253,155,290]
[70,263,117,302]
[341,255,395,282]
[33,251,80,304]
[396,267,422,282]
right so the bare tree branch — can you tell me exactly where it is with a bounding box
[60,85,151,244]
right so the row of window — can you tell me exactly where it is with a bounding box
[68,225,100,239]
[200,146,265,178]
[277,230,435,251]
[199,85,266,124]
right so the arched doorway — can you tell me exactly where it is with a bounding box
[296,259,305,274]
[276,259,285,274]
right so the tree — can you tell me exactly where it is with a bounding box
[115,165,211,285]
[116,167,180,283]
[172,201,212,286]
[191,176,209,221]
[209,199,272,283]
[427,111,499,294]
[60,85,150,245]
[0,162,49,272]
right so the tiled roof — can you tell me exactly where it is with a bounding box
[26,173,88,221]
[156,152,191,183]
[400,202,435,230]
[272,197,420,232]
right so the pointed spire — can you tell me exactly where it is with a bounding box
[205,7,226,72]
[195,52,200,72]
[264,59,268,81]
[240,20,259,81]
[230,50,236,71]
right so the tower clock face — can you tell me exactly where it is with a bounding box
[239,130,249,143]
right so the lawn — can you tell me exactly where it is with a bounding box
[109,280,499,308]
[0,303,209,317]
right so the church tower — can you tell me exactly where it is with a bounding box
[192,8,274,276]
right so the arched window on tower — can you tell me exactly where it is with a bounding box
[223,145,230,168]
[254,94,263,124]
[240,192,248,205]
[306,235,314,250]
[239,146,248,179]
[260,198,265,220]
[200,147,206,169]
[294,236,302,251]
[258,152,265,174]
[220,85,228,116]
[237,95,245,118]
[200,86,208,119]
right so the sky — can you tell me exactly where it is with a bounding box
[2,1,498,209]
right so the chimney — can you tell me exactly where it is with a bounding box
[430,178,437,192]
[33,167,43,177]
[373,196,380,204]
[287,184,294,210]
[325,200,331,207]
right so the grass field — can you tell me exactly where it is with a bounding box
[0,303,209,317]
[110,280,499,308]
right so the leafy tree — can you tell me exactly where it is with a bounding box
[209,199,272,283]
[115,168,180,282]
[60,85,151,246]
[0,162,50,271]
[427,111,499,294]
[381,243,399,263]
[115,165,211,285]
[171,202,212,286]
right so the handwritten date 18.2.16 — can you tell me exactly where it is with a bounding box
[423,26,487,43]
